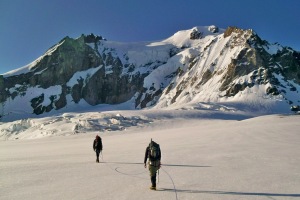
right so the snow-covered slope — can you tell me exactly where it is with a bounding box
[2,40,65,77]
[1,26,299,199]
[1,112,299,199]
[0,101,252,140]
[0,26,299,122]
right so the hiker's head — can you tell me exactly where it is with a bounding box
[96,135,100,139]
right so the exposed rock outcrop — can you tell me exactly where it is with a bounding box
[1,26,300,121]
[190,29,203,40]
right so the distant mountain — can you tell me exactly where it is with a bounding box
[1,26,299,121]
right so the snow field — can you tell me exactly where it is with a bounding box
[1,113,300,200]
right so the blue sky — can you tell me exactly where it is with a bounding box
[1,0,300,74]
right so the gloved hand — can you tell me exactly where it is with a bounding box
[144,163,147,168]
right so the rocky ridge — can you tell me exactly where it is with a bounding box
[0,26,299,121]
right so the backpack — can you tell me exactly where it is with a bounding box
[149,141,160,166]
[94,136,102,150]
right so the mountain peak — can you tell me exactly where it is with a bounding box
[80,33,105,43]
[223,26,254,38]
[1,25,299,122]
[161,25,224,48]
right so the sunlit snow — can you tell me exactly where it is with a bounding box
[1,107,299,200]
[1,26,300,199]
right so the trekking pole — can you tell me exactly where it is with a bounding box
[158,169,159,183]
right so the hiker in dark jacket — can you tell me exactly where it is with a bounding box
[93,135,103,163]
[144,140,161,190]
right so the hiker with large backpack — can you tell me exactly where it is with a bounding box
[93,135,103,163]
[144,139,161,190]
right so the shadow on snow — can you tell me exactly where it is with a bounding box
[101,161,211,168]
[159,188,300,197]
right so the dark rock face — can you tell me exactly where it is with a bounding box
[217,27,300,99]
[224,26,243,38]
[34,36,103,88]
[273,49,300,83]
[0,34,146,117]
[291,105,300,112]
[83,33,104,43]
[219,48,259,92]
[1,27,300,120]
[55,85,68,109]
[190,29,203,40]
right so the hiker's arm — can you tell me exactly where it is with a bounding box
[144,147,148,167]
[158,147,161,160]
[159,148,161,168]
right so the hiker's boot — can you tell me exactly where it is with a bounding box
[150,176,156,189]
[149,186,156,190]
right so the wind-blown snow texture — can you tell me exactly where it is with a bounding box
[1,110,300,200]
